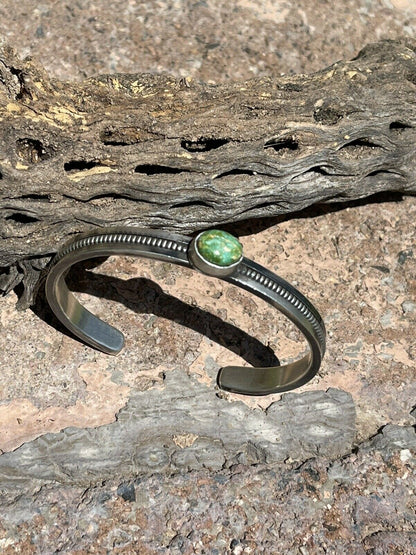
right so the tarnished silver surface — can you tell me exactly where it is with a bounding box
[45,229,326,395]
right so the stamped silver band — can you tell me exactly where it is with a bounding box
[45,228,326,396]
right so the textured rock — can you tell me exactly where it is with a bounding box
[0,370,355,491]
[0,426,414,553]
[360,424,416,453]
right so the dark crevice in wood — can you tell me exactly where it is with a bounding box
[8,66,26,100]
[99,127,164,146]
[339,138,384,154]
[60,192,155,206]
[5,212,40,224]
[305,166,331,176]
[16,138,48,164]
[406,72,416,86]
[100,129,130,146]
[215,168,257,178]
[64,160,108,173]
[101,140,130,146]
[264,136,299,154]
[366,169,401,177]
[171,199,213,209]
[88,192,135,201]
[134,164,190,175]
[86,193,155,205]
[389,121,413,133]
[341,138,382,148]
[181,137,229,152]
[389,121,412,130]
[20,194,50,201]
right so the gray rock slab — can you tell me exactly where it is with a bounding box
[0,370,355,491]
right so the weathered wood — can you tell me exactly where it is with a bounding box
[0,369,355,491]
[0,38,416,306]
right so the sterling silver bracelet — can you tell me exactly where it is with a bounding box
[45,228,326,396]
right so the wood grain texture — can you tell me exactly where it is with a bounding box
[0,38,416,306]
[0,369,356,491]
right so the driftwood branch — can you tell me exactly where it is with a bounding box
[0,38,416,306]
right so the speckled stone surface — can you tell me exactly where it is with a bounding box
[0,0,415,552]
[1,432,415,553]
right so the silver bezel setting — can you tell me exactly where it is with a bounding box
[188,231,243,277]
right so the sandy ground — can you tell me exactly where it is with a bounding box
[0,0,415,552]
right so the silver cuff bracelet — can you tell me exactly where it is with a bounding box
[45,228,326,396]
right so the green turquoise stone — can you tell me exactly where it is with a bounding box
[197,230,242,267]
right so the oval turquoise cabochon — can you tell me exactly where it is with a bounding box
[196,230,243,267]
